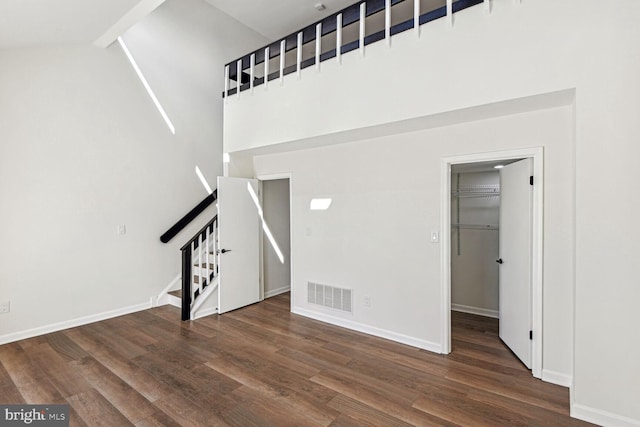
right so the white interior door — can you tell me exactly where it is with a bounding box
[499,158,533,368]
[217,176,261,314]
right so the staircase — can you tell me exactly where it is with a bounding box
[177,215,219,320]
[158,212,220,320]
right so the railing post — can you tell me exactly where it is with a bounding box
[315,23,322,70]
[385,0,391,46]
[360,3,366,55]
[214,218,218,275]
[181,247,192,321]
[224,65,229,102]
[336,13,343,64]
[198,233,204,294]
[236,59,242,97]
[279,40,286,85]
[264,47,270,89]
[250,53,255,93]
[297,32,303,79]
[414,0,420,37]
[206,225,211,283]
[447,0,453,27]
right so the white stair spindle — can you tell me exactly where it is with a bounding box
[191,241,197,303]
[385,0,391,46]
[316,23,322,71]
[250,53,255,93]
[198,234,204,292]
[205,227,210,282]
[214,220,219,276]
[360,3,366,55]
[224,65,229,102]
[336,13,342,64]
[279,40,286,85]
[236,59,242,98]
[447,0,453,27]
[296,32,303,78]
[264,47,270,89]
[414,0,420,36]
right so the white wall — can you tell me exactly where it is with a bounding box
[253,105,573,376]
[0,0,268,342]
[228,1,640,423]
[262,179,291,297]
[451,172,499,316]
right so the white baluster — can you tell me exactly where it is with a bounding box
[264,47,270,89]
[205,226,210,284]
[297,32,303,79]
[236,59,242,98]
[250,53,255,93]
[192,241,197,303]
[214,220,219,276]
[336,13,342,64]
[224,65,229,102]
[315,23,322,71]
[360,3,366,55]
[279,40,286,85]
[447,0,453,27]
[414,0,420,36]
[385,0,391,46]
[199,233,204,293]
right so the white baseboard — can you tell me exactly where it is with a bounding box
[292,307,441,353]
[451,303,499,319]
[541,369,572,388]
[192,307,218,320]
[264,286,290,299]
[0,301,152,345]
[572,403,640,427]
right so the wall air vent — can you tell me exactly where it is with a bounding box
[307,281,352,313]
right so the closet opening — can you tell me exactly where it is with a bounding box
[441,148,544,378]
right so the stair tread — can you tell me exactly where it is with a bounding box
[168,290,182,298]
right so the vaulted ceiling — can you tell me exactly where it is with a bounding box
[0,0,356,49]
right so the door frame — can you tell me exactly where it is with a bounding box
[256,172,294,312]
[440,147,544,379]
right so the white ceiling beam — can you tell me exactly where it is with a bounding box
[94,0,167,48]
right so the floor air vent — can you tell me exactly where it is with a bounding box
[307,282,352,313]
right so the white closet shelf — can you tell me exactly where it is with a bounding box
[452,184,500,199]
[452,223,499,230]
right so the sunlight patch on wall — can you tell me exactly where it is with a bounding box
[118,36,176,135]
[310,198,332,210]
[247,182,285,264]
[195,166,213,195]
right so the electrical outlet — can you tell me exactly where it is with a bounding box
[363,296,371,308]
[117,224,127,235]
[0,301,10,314]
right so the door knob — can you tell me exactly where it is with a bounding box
[496,258,503,264]
[220,249,232,254]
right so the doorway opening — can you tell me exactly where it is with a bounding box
[441,148,543,379]
[258,175,292,305]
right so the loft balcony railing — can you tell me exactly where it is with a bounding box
[223,0,484,97]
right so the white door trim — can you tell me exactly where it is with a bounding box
[257,173,294,313]
[440,147,544,379]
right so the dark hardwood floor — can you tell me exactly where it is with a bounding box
[0,294,593,426]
